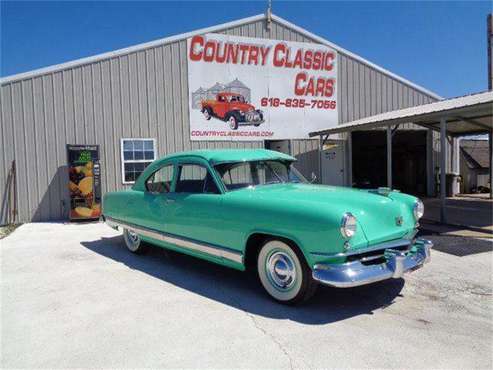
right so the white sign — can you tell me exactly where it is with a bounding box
[187,33,338,141]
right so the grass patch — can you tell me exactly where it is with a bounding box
[0,224,21,240]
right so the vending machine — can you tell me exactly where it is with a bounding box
[66,145,101,220]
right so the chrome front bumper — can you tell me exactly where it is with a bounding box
[312,238,432,288]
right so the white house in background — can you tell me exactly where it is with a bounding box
[460,139,490,193]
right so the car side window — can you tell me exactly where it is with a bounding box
[146,164,174,193]
[175,164,219,194]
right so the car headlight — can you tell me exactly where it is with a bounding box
[340,212,357,239]
[413,199,424,220]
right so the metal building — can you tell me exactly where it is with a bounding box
[0,13,441,224]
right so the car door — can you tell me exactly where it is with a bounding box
[141,163,175,233]
[164,160,225,248]
[215,95,228,118]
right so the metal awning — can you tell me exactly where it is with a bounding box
[310,91,493,224]
[310,91,493,137]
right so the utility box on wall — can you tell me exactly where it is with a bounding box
[67,145,101,221]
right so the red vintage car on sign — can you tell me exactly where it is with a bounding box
[201,92,264,130]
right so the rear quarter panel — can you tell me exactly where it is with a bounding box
[103,190,144,226]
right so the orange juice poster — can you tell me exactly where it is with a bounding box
[67,145,101,220]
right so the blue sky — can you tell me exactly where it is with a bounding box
[1,1,491,98]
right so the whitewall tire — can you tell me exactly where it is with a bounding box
[123,228,144,254]
[257,239,318,304]
[202,108,211,120]
[228,115,238,130]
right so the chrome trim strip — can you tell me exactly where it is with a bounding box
[105,216,243,264]
[310,238,412,258]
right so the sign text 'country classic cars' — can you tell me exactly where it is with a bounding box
[187,34,338,140]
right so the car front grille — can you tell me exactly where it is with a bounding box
[346,244,411,266]
[245,111,261,122]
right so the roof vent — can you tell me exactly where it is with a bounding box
[266,0,272,31]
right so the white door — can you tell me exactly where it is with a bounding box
[321,142,345,186]
[265,140,290,155]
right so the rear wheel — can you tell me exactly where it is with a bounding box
[257,239,318,304]
[123,228,145,254]
[202,107,212,120]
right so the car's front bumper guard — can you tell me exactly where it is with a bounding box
[240,110,264,124]
[312,238,432,288]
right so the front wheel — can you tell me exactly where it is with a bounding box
[123,228,145,254]
[228,114,239,130]
[257,239,318,304]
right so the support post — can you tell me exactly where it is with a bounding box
[426,129,435,196]
[347,132,353,187]
[440,118,447,223]
[451,137,460,195]
[386,126,392,188]
[489,130,493,199]
[452,137,460,174]
[319,135,323,184]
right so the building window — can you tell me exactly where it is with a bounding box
[121,138,156,184]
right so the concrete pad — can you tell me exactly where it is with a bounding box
[420,220,493,239]
[1,223,492,368]
[423,197,492,231]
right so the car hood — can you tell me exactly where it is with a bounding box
[231,102,256,112]
[229,183,416,245]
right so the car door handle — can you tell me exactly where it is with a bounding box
[165,198,175,203]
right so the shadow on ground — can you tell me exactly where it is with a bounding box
[81,235,405,325]
[418,231,493,257]
[423,197,493,229]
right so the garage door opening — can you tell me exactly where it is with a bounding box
[352,130,427,195]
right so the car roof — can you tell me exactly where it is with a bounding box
[218,92,241,96]
[158,149,295,165]
[132,149,296,191]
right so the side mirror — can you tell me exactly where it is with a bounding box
[310,172,317,183]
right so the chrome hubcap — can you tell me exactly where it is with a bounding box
[203,110,210,119]
[229,117,236,128]
[128,230,139,244]
[266,251,296,290]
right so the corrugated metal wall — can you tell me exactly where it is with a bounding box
[338,55,436,124]
[0,17,437,224]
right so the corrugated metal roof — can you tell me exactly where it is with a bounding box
[0,13,441,100]
[310,91,493,137]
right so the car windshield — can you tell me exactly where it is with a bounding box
[214,160,308,191]
[230,95,245,102]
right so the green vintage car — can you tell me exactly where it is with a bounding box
[103,149,432,304]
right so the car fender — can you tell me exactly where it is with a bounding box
[244,228,313,267]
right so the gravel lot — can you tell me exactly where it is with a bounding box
[1,222,492,369]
